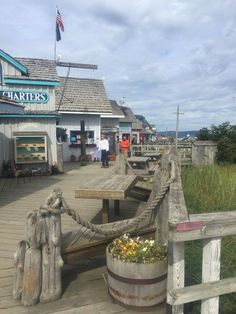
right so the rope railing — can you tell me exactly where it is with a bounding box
[59,160,175,238]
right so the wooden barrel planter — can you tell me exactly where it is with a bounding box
[106,246,167,310]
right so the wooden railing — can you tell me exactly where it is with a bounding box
[131,144,169,156]
[131,143,192,166]
[166,150,236,314]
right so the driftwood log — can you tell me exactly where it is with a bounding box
[12,241,29,300]
[40,214,63,303]
[21,211,43,306]
[21,247,42,306]
[13,188,64,306]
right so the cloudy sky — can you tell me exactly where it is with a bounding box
[1,0,236,131]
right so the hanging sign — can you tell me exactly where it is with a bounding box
[0,89,49,104]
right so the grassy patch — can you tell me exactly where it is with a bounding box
[182,164,236,313]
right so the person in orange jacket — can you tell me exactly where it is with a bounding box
[119,136,130,157]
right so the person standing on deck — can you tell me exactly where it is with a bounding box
[99,134,109,168]
[119,136,130,158]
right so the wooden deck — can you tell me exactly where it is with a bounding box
[0,162,164,314]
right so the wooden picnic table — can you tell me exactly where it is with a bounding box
[127,156,150,175]
[143,152,161,162]
[75,174,138,223]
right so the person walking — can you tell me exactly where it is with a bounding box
[119,136,130,158]
[99,134,109,168]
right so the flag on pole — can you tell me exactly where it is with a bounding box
[56,9,64,41]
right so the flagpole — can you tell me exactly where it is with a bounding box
[54,6,57,61]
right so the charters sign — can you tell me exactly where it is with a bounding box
[0,90,49,104]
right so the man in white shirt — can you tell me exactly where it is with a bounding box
[99,134,109,168]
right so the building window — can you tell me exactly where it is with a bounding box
[0,63,3,85]
[70,130,95,145]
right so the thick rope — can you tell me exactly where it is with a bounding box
[61,161,175,237]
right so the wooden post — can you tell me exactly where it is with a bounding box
[167,243,185,314]
[201,238,221,314]
[21,247,42,306]
[167,153,188,314]
[115,153,127,175]
[13,241,29,300]
[13,188,64,306]
[40,213,64,303]
[114,200,120,215]
[102,199,109,224]
[80,120,86,158]
[21,212,42,306]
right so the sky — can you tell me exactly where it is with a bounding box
[1,0,236,131]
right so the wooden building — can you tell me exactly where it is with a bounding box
[56,77,112,161]
[101,100,124,154]
[0,50,60,175]
[118,105,142,144]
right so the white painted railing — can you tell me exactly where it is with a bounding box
[167,152,236,314]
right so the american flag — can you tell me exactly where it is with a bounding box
[56,9,64,41]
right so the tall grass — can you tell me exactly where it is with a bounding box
[182,164,236,214]
[181,164,236,314]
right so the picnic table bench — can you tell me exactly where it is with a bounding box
[143,152,161,162]
[75,174,138,223]
[127,156,150,175]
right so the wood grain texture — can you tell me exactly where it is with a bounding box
[75,174,138,200]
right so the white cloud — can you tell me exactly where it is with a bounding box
[1,0,236,130]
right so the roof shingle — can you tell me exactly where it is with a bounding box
[56,77,112,113]
[6,57,59,82]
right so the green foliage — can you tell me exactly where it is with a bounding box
[196,127,211,140]
[108,234,167,264]
[56,127,68,142]
[182,165,236,313]
[51,163,60,175]
[197,122,236,163]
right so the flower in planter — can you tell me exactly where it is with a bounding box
[108,234,167,264]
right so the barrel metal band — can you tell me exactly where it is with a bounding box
[107,267,167,285]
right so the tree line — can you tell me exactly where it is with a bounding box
[197,122,236,163]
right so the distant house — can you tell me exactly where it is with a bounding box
[0,49,60,174]
[56,77,112,161]
[119,106,142,144]
[101,100,124,154]
[135,114,155,143]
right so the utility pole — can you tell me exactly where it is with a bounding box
[174,105,184,150]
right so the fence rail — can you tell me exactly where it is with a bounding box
[167,149,236,314]
[131,143,192,166]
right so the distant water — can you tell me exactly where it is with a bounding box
[158,130,198,138]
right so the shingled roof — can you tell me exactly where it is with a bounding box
[5,57,59,82]
[119,106,142,130]
[109,100,124,116]
[55,77,112,113]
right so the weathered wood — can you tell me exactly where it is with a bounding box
[167,243,185,314]
[102,199,109,224]
[167,152,188,314]
[40,214,63,303]
[12,240,28,300]
[201,238,221,314]
[115,153,127,175]
[114,200,120,215]
[169,211,236,242]
[168,276,236,306]
[127,156,150,175]
[21,247,41,306]
[61,226,156,264]
[75,175,138,200]
[56,61,98,70]
[75,174,138,223]
[106,246,167,309]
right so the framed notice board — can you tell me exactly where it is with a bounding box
[14,136,48,164]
